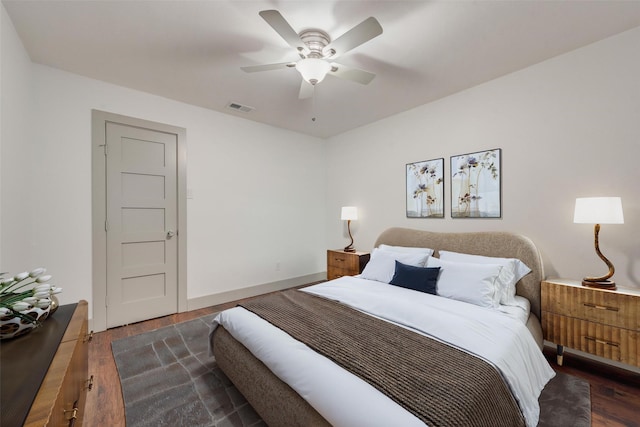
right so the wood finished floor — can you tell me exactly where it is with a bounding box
[85,297,640,427]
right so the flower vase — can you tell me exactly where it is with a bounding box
[0,304,51,340]
[49,295,59,316]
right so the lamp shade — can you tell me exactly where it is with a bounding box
[296,58,331,85]
[341,206,358,221]
[574,197,624,224]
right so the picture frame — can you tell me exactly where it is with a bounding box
[450,148,501,218]
[406,158,444,218]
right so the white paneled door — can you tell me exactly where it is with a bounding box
[105,123,178,328]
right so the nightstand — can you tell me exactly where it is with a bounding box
[327,249,370,280]
[541,279,639,367]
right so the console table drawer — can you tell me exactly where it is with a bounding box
[23,301,90,427]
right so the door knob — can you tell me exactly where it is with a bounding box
[166,230,175,238]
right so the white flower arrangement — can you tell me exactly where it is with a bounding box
[0,268,62,325]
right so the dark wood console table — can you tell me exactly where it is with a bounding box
[0,301,90,426]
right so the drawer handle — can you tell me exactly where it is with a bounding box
[334,257,345,262]
[584,336,619,347]
[64,405,78,421]
[86,375,94,391]
[84,331,94,343]
[583,303,619,312]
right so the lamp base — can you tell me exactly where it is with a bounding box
[582,279,616,290]
[343,246,355,253]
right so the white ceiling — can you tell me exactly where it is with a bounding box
[5,0,640,139]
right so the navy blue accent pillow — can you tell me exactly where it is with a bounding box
[389,261,440,295]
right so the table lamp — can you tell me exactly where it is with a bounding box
[573,197,624,290]
[341,207,358,253]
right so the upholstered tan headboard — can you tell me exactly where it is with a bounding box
[374,227,544,318]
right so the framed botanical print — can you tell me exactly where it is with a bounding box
[450,148,501,218]
[406,158,444,218]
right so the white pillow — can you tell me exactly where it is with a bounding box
[378,244,435,257]
[360,249,430,284]
[438,250,531,306]
[427,257,503,308]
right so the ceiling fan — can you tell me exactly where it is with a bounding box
[242,10,383,99]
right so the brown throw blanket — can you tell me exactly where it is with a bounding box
[240,289,525,427]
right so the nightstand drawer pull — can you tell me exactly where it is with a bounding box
[334,257,345,262]
[583,302,619,311]
[584,336,619,347]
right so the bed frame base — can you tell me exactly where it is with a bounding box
[213,326,331,426]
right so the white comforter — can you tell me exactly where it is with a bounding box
[210,277,555,427]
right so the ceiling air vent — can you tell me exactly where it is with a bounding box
[226,102,254,113]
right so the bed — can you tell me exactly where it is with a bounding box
[209,227,554,427]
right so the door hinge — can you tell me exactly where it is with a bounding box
[105,220,109,232]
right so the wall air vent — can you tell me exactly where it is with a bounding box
[226,102,254,113]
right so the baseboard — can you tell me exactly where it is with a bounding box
[186,272,327,311]
[87,272,326,331]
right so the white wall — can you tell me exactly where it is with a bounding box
[1,5,34,275]
[326,26,640,291]
[1,3,327,313]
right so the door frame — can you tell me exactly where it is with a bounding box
[91,110,187,332]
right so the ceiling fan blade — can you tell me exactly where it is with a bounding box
[323,17,382,59]
[259,10,309,56]
[299,80,314,99]
[328,63,376,85]
[241,62,295,73]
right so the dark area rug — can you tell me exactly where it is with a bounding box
[539,371,591,427]
[112,314,590,427]
[112,314,265,427]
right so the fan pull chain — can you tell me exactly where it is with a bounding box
[311,84,317,122]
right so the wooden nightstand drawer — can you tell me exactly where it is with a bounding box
[542,280,639,330]
[327,250,370,280]
[328,253,357,270]
[542,279,640,367]
[328,266,352,279]
[542,312,639,366]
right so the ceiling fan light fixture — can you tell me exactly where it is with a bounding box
[296,58,331,85]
